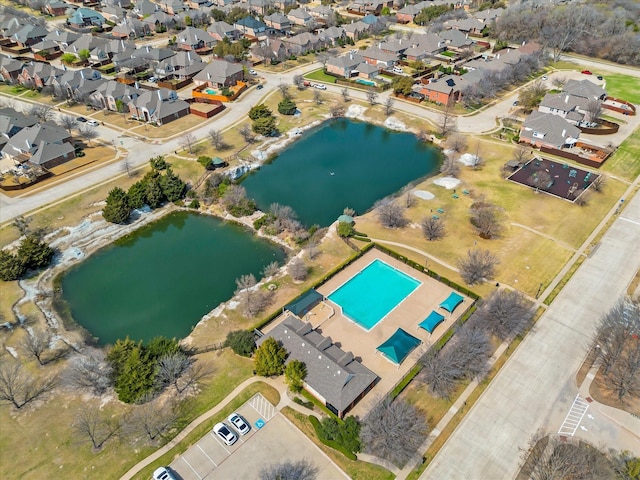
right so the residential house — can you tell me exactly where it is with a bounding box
[473,7,504,24]
[361,47,398,70]
[319,26,346,46]
[354,61,378,79]
[134,0,158,16]
[444,17,485,36]
[10,23,49,47]
[193,59,243,87]
[264,13,292,32]
[326,52,364,77]
[50,68,106,101]
[309,5,334,24]
[342,20,370,40]
[438,28,474,50]
[234,16,267,38]
[257,316,377,418]
[396,1,430,24]
[67,8,106,27]
[0,55,24,83]
[244,0,271,16]
[0,108,38,152]
[162,0,187,15]
[112,18,152,38]
[418,74,469,105]
[288,8,314,28]
[349,0,393,15]
[563,79,607,102]
[285,32,326,54]
[30,39,62,57]
[142,11,176,31]
[44,0,71,16]
[17,62,62,89]
[186,0,212,9]
[519,111,581,149]
[102,0,132,8]
[129,88,191,125]
[378,38,409,57]
[44,29,80,48]
[1,123,74,170]
[89,80,143,111]
[252,39,291,62]
[101,5,127,22]
[405,33,446,60]
[273,0,295,10]
[207,21,241,41]
[538,93,589,125]
[154,50,204,78]
[175,27,217,52]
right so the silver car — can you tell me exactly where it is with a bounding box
[228,412,251,435]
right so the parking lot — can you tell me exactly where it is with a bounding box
[169,394,347,480]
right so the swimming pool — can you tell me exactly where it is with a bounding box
[355,79,376,86]
[205,88,217,95]
[328,259,420,330]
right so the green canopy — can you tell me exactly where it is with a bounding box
[212,157,225,165]
[284,289,323,317]
[376,328,421,364]
[337,214,354,224]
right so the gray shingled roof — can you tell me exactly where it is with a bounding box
[258,316,377,414]
[562,79,606,100]
[520,111,581,148]
[29,140,74,166]
[327,53,364,70]
[194,59,243,84]
[539,92,588,112]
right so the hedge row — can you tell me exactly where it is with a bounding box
[308,415,357,461]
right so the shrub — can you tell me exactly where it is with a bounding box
[337,221,354,237]
[197,156,212,168]
[188,199,200,209]
[284,359,307,392]
[224,330,256,357]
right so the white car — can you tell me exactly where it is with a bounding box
[392,66,404,74]
[313,83,327,90]
[87,120,99,127]
[153,467,176,480]
[213,422,238,446]
[541,75,548,81]
[228,412,251,435]
[248,69,258,75]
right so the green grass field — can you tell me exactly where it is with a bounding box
[304,68,337,84]
[603,127,640,181]
[602,73,640,104]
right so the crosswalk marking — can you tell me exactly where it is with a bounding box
[558,394,589,436]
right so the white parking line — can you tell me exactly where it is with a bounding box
[181,456,202,480]
[558,394,589,436]
[197,443,218,467]
[210,432,231,454]
[248,393,276,420]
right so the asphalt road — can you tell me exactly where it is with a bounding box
[421,188,640,479]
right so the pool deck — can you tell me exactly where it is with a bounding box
[267,249,473,419]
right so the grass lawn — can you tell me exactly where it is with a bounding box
[601,73,640,104]
[304,68,338,84]
[0,280,22,323]
[602,127,640,181]
[134,380,280,480]
[282,407,394,480]
[132,114,207,139]
[0,350,255,480]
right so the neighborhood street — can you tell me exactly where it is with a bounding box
[421,183,640,479]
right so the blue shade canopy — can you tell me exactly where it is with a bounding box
[285,289,323,316]
[376,328,421,364]
[418,311,445,333]
[440,291,464,313]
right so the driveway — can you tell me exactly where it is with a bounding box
[420,188,640,479]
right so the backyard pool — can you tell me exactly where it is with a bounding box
[355,78,376,86]
[205,88,218,95]
[328,259,420,330]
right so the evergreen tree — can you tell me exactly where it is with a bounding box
[17,235,54,270]
[248,104,273,120]
[160,167,187,202]
[114,345,155,403]
[145,174,165,209]
[127,180,148,209]
[284,359,306,392]
[254,337,287,376]
[0,250,26,281]
[102,187,131,224]
[224,330,256,357]
[252,116,277,136]
[278,98,297,115]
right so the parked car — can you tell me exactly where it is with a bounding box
[77,116,87,122]
[541,75,548,81]
[392,66,403,74]
[87,120,99,127]
[512,100,519,106]
[153,467,177,480]
[313,83,327,90]
[303,80,311,87]
[228,412,251,435]
[597,75,603,80]
[581,70,592,75]
[149,76,158,83]
[248,69,257,75]
[256,84,263,90]
[213,422,238,446]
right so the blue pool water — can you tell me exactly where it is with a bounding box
[328,259,420,330]
[355,78,376,86]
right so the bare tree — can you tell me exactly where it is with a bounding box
[0,358,58,409]
[78,126,99,146]
[238,124,255,143]
[446,134,467,154]
[366,91,378,105]
[470,203,503,239]
[67,350,113,395]
[470,141,483,170]
[270,203,301,233]
[179,131,197,154]
[74,404,121,450]
[478,289,533,341]
[513,144,531,166]
[307,228,325,260]
[222,184,248,210]
[26,104,54,122]
[375,199,408,228]
[361,398,429,468]
[458,248,499,285]
[278,82,290,99]
[591,175,606,193]
[176,360,215,394]
[575,190,591,206]
[313,89,323,105]
[122,157,132,178]
[259,459,319,480]
[235,273,266,317]
[518,81,547,112]
[384,97,394,115]
[438,102,457,137]
[124,396,182,444]
[293,74,304,90]
[329,103,346,117]
[585,99,603,124]
[208,129,225,149]
[288,257,308,282]
[262,261,280,278]
[341,87,350,103]
[59,115,78,134]
[20,328,52,366]
[421,217,446,241]
[551,75,567,89]
[12,215,32,236]
[440,155,461,177]
[421,325,491,398]
[156,353,214,395]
